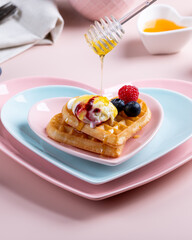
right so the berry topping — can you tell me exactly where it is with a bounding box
[111,98,125,113]
[124,101,141,117]
[118,85,139,104]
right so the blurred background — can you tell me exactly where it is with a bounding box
[1,0,192,90]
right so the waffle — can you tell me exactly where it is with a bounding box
[62,99,151,146]
[46,113,125,158]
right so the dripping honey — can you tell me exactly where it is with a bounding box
[143,19,186,33]
[89,38,117,56]
[89,38,117,95]
[100,55,104,95]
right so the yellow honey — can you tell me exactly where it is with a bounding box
[143,19,186,33]
[85,36,117,95]
[85,36,117,56]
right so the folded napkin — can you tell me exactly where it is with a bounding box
[0,0,64,63]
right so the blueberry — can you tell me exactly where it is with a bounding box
[111,98,125,112]
[0,68,2,76]
[124,101,141,117]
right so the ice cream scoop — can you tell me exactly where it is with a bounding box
[67,95,118,128]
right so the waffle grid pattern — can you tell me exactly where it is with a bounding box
[46,113,125,157]
[62,99,151,146]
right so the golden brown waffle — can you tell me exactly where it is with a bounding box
[46,113,125,158]
[62,99,151,146]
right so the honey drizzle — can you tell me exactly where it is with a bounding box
[100,55,104,95]
[133,135,140,139]
[76,121,85,131]
[88,38,117,94]
[103,134,108,144]
[101,135,109,155]
[101,144,107,155]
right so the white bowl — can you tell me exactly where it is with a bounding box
[137,4,192,54]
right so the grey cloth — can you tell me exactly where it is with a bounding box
[0,0,64,63]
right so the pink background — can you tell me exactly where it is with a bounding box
[0,0,192,239]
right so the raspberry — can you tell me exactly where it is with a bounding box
[118,85,139,104]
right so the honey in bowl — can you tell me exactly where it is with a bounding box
[143,19,186,33]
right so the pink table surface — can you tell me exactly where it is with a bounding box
[0,0,192,239]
